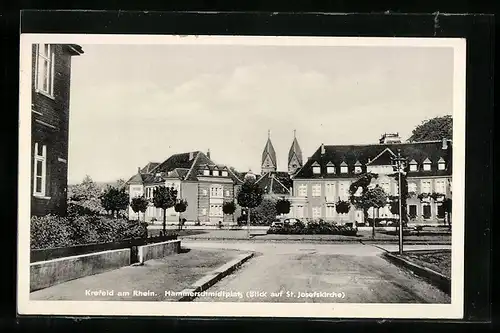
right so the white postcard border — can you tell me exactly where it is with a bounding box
[18,34,466,319]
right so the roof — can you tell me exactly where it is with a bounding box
[255,171,292,195]
[140,162,160,174]
[288,137,303,166]
[294,140,453,179]
[261,138,277,168]
[127,151,244,185]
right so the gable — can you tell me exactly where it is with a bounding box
[262,154,275,168]
[367,148,396,166]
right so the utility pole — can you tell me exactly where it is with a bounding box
[391,149,407,255]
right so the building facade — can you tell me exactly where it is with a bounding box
[126,151,244,224]
[290,134,452,225]
[31,43,84,216]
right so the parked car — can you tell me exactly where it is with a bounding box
[270,219,284,228]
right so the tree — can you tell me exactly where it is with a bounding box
[408,115,452,142]
[275,198,291,216]
[236,180,264,237]
[100,186,130,218]
[152,186,178,234]
[68,175,106,215]
[442,198,452,229]
[174,199,188,230]
[388,172,410,228]
[349,173,388,238]
[335,200,351,215]
[130,196,149,222]
[116,178,126,189]
[223,201,237,223]
[254,198,278,225]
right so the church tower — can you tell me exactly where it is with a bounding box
[261,130,277,174]
[288,130,303,175]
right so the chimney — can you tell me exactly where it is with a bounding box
[137,167,141,174]
[189,152,194,160]
[321,143,325,155]
[442,138,448,150]
[207,149,211,159]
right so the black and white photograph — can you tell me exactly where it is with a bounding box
[18,34,466,318]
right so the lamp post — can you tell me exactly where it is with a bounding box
[391,149,407,255]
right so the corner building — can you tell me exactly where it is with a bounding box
[290,134,452,225]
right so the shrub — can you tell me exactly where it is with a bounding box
[31,215,148,249]
[267,220,357,236]
[30,215,74,249]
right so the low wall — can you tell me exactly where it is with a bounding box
[30,248,131,292]
[138,239,181,263]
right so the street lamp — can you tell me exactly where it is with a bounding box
[391,149,407,255]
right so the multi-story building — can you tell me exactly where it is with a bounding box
[31,43,84,216]
[290,133,452,225]
[126,151,244,224]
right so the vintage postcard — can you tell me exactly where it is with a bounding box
[18,34,466,318]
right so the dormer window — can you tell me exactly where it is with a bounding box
[423,158,432,171]
[354,161,362,174]
[409,159,418,172]
[212,170,220,176]
[438,157,446,170]
[312,161,321,174]
[340,161,348,174]
[221,170,228,177]
[326,162,335,174]
[203,169,210,176]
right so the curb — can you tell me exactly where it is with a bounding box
[382,251,451,295]
[181,237,451,245]
[176,252,254,302]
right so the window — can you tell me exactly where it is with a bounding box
[203,169,210,176]
[408,182,417,193]
[212,170,220,176]
[408,205,417,219]
[435,180,446,194]
[210,185,223,198]
[339,182,349,200]
[326,205,335,218]
[222,171,228,177]
[202,189,208,196]
[423,161,431,171]
[312,184,321,197]
[325,183,335,198]
[327,166,335,174]
[354,166,362,174]
[201,208,207,216]
[422,205,431,219]
[225,190,230,197]
[35,44,55,96]
[209,204,223,217]
[421,181,431,194]
[438,161,446,170]
[33,142,47,196]
[312,166,321,174]
[298,184,307,197]
[312,207,321,219]
[409,164,418,172]
[340,165,348,173]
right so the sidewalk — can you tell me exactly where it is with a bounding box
[30,247,245,301]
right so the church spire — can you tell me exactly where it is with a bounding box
[288,130,303,175]
[261,130,277,174]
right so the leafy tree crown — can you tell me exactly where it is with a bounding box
[222,201,237,215]
[152,186,178,210]
[130,196,149,213]
[237,181,264,209]
[408,115,452,142]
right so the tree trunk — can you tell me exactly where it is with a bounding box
[162,209,167,234]
[138,212,140,223]
[372,208,377,239]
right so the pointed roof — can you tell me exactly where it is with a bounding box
[126,172,144,185]
[140,162,160,174]
[288,130,303,166]
[261,131,277,168]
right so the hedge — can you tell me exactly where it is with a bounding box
[267,220,357,236]
[30,214,148,250]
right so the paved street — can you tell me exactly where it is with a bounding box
[183,240,451,304]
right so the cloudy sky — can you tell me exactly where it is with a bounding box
[67,42,454,184]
